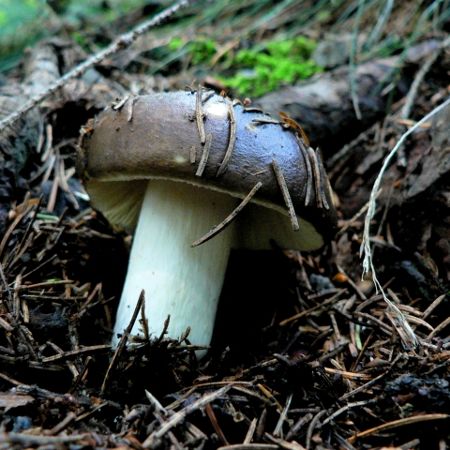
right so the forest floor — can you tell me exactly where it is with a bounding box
[0,1,449,449]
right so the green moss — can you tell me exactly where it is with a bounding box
[188,38,217,64]
[222,36,322,97]
[168,36,217,64]
[168,36,184,51]
[163,35,321,97]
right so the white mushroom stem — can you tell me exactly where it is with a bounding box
[112,180,236,349]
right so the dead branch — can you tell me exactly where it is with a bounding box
[0,0,191,132]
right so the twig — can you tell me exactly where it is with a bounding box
[348,0,365,120]
[315,150,330,210]
[206,403,229,445]
[271,160,299,231]
[348,414,449,444]
[0,433,89,446]
[145,389,166,413]
[216,101,237,176]
[296,138,313,206]
[401,36,449,119]
[127,96,138,122]
[323,367,371,380]
[285,413,313,441]
[336,190,382,236]
[46,412,76,435]
[145,390,182,449]
[339,354,401,402]
[244,418,258,444]
[399,439,421,450]
[422,294,446,320]
[265,433,306,449]
[42,344,110,363]
[364,0,394,49]
[252,117,280,125]
[195,133,212,177]
[192,182,262,247]
[143,386,230,445]
[195,86,206,144]
[306,148,323,209]
[321,400,373,426]
[100,290,145,394]
[74,402,108,423]
[273,393,293,437]
[361,95,450,348]
[111,95,129,111]
[0,0,192,131]
[306,410,327,449]
[427,315,450,340]
[217,445,277,450]
[279,290,344,326]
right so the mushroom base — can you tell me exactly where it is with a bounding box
[112,180,236,351]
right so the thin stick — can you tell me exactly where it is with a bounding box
[273,393,293,436]
[0,433,89,446]
[243,418,257,444]
[315,150,330,210]
[306,147,323,209]
[364,0,394,48]
[427,315,450,340]
[111,95,129,111]
[271,160,299,231]
[348,414,449,444]
[145,389,182,449]
[252,117,280,125]
[422,294,446,320]
[217,445,277,450]
[348,0,364,120]
[206,403,229,445]
[196,86,206,144]
[46,412,76,435]
[195,133,212,177]
[192,182,262,247]
[321,400,373,426]
[306,410,327,450]
[42,345,110,362]
[401,36,449,120]
[296,136,312,206]
[285,412,313,440]
[0,0,191,131]
[127,96,138,122]
[145,389,166,413]
[336,189,382,237]
[361,96,450,348]
[100,290,145,394]
[216,101,237,176]
[144,386,230,444]
[339,370,391,402]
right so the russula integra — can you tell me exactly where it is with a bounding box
[78,90,337,349]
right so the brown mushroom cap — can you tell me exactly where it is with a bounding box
[78,91,337,248]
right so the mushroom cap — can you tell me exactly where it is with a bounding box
[78,91,337,249]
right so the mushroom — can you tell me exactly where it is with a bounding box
[78,90,337,350]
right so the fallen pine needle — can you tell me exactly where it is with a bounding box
[348,413,449,444]
[360,95,450,348]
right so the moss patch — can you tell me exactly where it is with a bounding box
[221,36,322,97]
[167,35,322,98]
